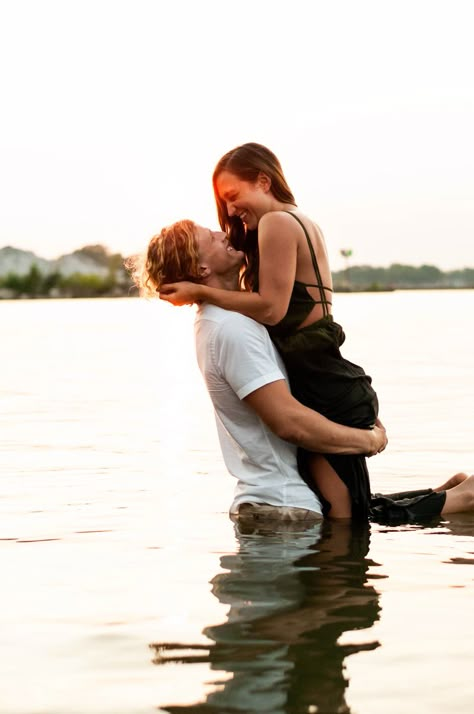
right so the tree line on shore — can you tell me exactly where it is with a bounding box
[0,264,130,298]
[1,245,474,298]
[0,245,133,299]
[333,263,474,291]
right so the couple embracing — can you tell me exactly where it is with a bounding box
[128,142,474,525]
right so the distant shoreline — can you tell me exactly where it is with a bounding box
[334,284,474,293]
[3,285,474,301]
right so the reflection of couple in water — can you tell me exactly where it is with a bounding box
[153,520,381,714]
[152,514,474,713]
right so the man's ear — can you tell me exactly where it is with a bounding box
[257,172,271,193]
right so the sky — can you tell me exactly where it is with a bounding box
[0,0,472,271]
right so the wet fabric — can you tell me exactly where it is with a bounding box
[370,488,447,524]
[265,212,379,521]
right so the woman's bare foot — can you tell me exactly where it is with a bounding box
[434,472,470,492]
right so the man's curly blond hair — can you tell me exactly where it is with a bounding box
[126,219,201,297]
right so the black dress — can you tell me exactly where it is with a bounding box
[266,212,445,523]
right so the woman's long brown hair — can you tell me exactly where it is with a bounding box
[212,143,296,290]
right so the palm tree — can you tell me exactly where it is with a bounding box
[340,249,353,288]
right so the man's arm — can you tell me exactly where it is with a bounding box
[244,379,387,456]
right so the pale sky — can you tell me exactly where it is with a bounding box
[0,0,472,271]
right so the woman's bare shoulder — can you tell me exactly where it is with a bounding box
[257,211,303,246]
[290,209,324,235]
[259,209,327,241]
[259,210,300,228]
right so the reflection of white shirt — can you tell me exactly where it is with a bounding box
[205,527,323,712]
[194,304,322,516]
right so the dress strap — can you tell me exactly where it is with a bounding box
[304,282,334,292]
[284,211,331,317]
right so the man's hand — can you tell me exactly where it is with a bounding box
[367,418,388,457]
[159,281,201,306]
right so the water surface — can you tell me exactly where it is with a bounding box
[1,292,473,713]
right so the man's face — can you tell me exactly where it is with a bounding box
[195,226,244,278]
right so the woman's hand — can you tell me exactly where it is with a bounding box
[159,281,201,306]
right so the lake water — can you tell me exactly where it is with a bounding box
[1,291,473,714]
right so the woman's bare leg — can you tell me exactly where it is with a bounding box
[434,472,469,492]
[441,475,474,514]
[308,453,352,519]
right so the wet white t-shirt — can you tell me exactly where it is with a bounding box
[194,304,322,516]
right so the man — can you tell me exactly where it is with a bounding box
[131,220,474,523]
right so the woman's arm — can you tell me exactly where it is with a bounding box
[159,212,299,325]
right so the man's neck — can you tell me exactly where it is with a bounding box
[204,274,240,292]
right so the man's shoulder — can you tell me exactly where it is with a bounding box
[195,303,280,372]
[196,304,265,334]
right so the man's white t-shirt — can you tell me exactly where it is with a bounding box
[194,304,322,516]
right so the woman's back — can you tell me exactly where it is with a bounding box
[273,209,334,331]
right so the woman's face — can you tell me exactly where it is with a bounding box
[215,170,271,230]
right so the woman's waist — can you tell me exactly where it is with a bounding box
[267,283,332,334]
[269,314,345,348]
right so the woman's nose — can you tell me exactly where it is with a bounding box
[227,202,236,216]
